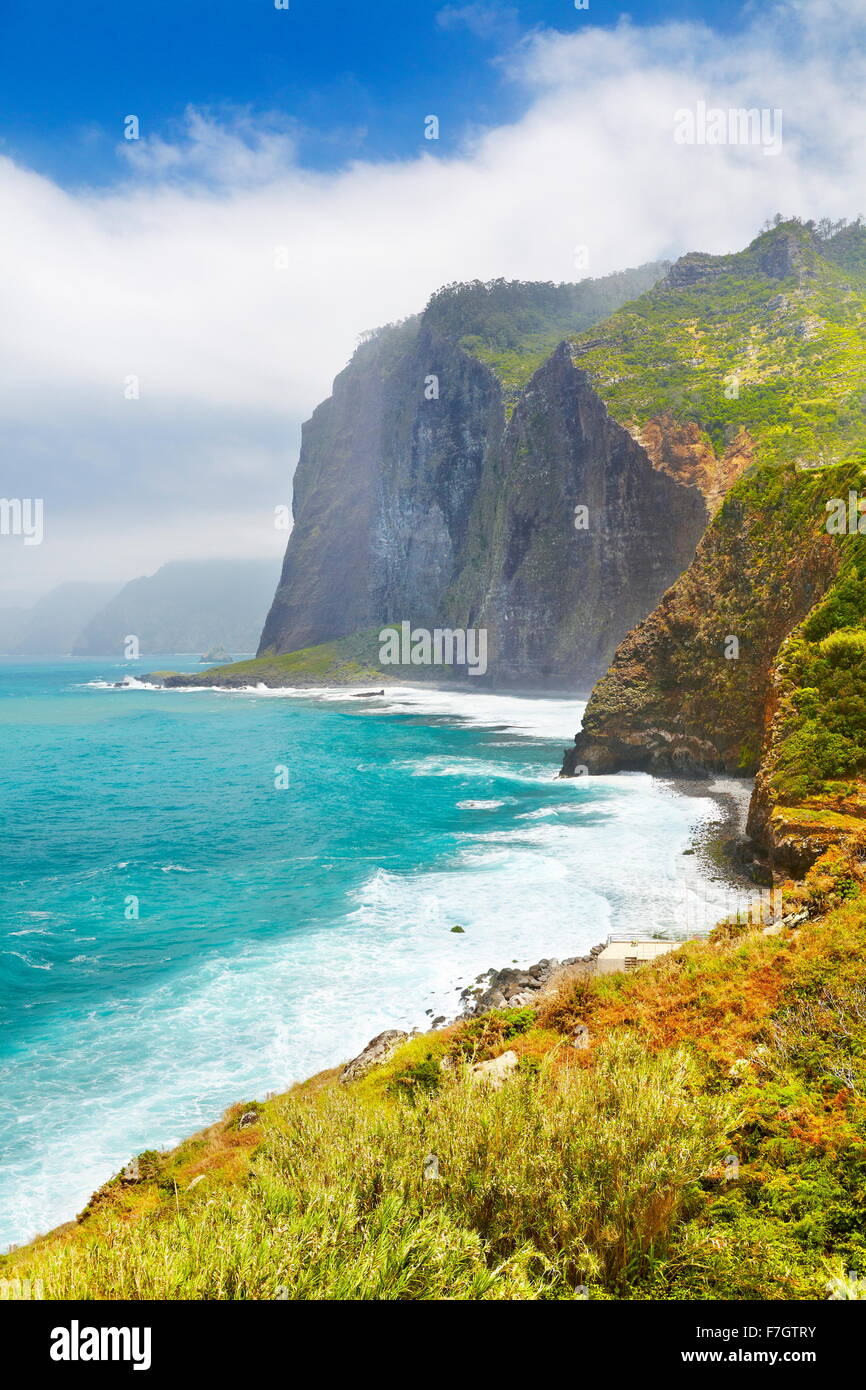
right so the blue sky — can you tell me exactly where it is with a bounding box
[0,1,751,186]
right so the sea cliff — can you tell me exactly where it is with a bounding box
[258,262,716,689]
[559,220,866,873]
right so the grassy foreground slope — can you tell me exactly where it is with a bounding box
[4,841,866,1301]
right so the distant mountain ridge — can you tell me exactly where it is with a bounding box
[73,559,281,657]
[0,561,280,657]
[1,582,122,656]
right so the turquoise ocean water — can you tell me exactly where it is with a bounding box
[0,656,755,1247]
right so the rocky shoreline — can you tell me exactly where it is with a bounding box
[339,949,607,1083]
[341,878,799,1085]
[454,948,603,1018]
[342,801,766,1082]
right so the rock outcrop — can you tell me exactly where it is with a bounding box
[339,1029,409,1084]
[561,476,840,780]
[559,219,866,872]
[460,959,561,1014]
[259,267,713,689]
[470,1050,518,1088]
[459,951,601,1016]
[446,346,709,686]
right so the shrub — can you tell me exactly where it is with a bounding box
[447,1007,536,1062]
[5,1035,729,1299]
[775,721,862,797]
[388,1053,442,1103]
[537,974,597,1034]
[819,628,866,661]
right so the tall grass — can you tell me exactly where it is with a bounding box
[7,880,866,1300]
[6,1036,730,1301]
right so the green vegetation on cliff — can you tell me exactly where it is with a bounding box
[163,631,391,688]
[571,220,866,856]
[757,480,866,840]
[572,220,866,465]
[424,262,668,390]
[774,553,866,800]
[4,843,866,1300]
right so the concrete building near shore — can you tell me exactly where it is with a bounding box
[594,934,686,976]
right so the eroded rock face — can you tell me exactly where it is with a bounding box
[561,477,839,782]
[448,346,709,688]
[636,416,753,516]
[340,1029,408,1084]
[662,254,728,290]
[258,295,711,688]
[662,230,816,292]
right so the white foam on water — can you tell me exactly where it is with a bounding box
[456,800,507,809]
[106,676,588,742]
[398,754,547,783]
[1,684,758,1249]
[83,677,164,691]
[333,686,587,741]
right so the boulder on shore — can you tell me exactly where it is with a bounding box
[340,1029,408,1084]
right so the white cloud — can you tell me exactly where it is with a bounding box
[1,0,865,598]
[118,107,299,186]
[436,4,521,43]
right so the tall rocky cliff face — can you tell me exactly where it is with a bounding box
[446,344,708,685]
[563,473,840,777]
[560,218,866,872]
[259,318,503,654]
[259,262,716,687]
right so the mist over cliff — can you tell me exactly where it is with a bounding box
[259,261,717,687]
